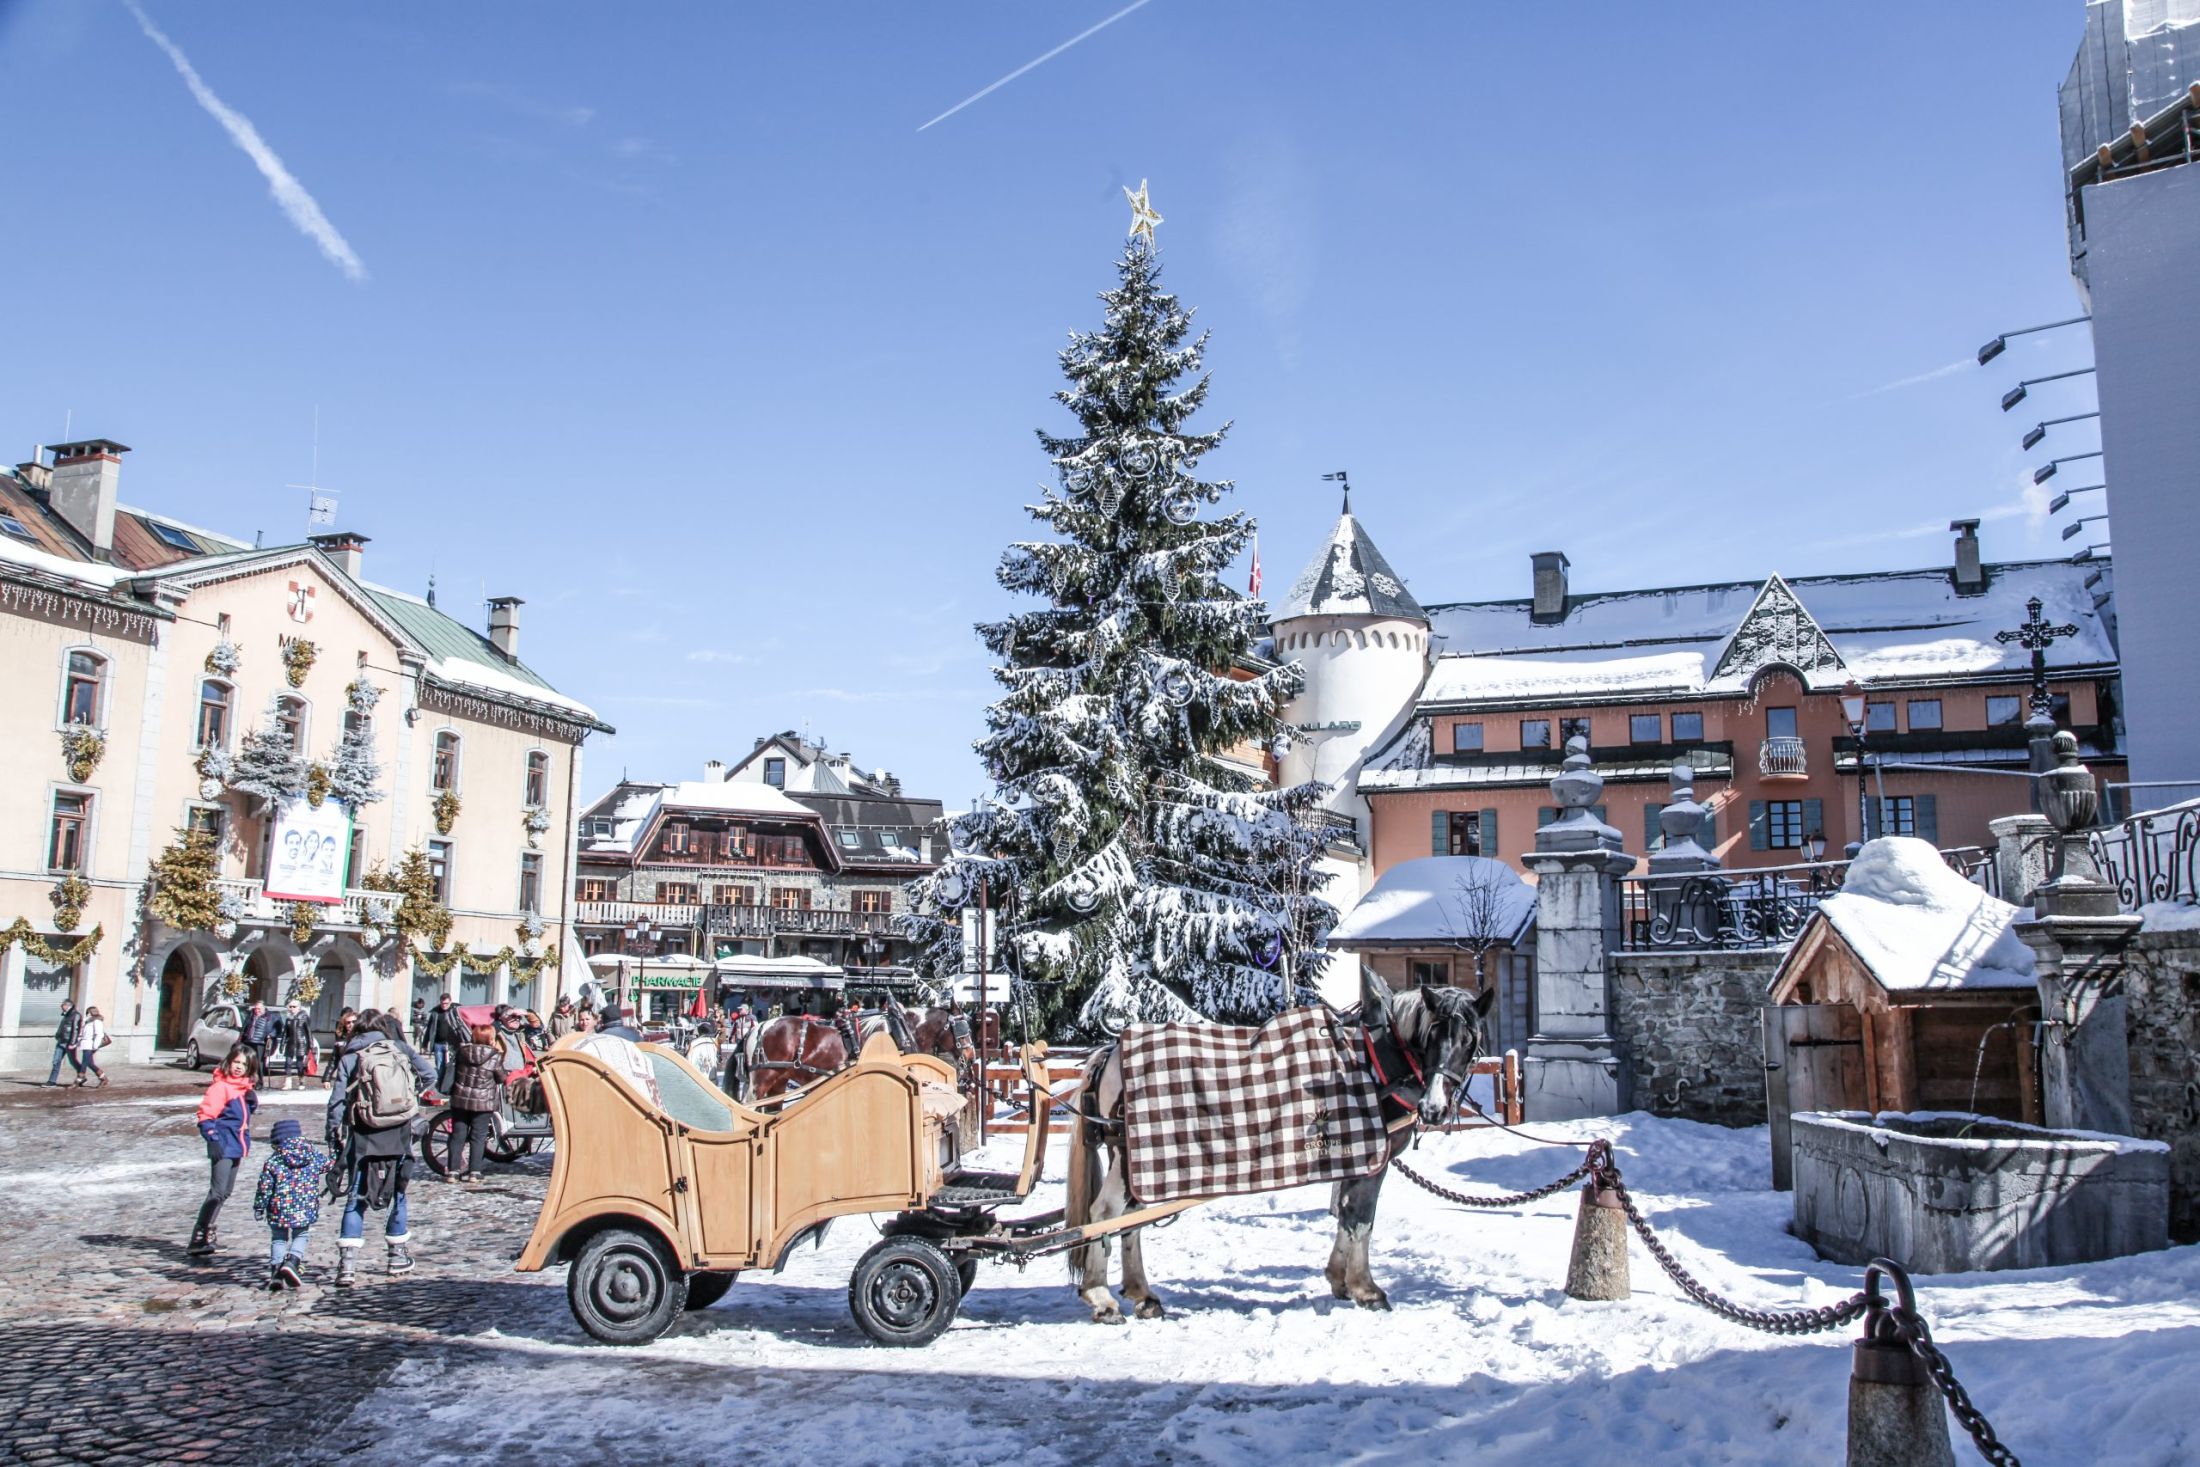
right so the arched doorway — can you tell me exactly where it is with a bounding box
[157,948,200,1050]
[246,945,294,1007]
[309,948,362,1040]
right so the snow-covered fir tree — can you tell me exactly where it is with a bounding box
[906,240,1337,1035]
[227,703,309,809]
[327,680,385,809]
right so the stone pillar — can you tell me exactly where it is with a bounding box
[1525,737,1637,1120]
[2015,732,2141,1135]
[1987,813,2053,909]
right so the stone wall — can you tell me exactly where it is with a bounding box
[2124,928,2200,1242]
[1610,949,1784,1127]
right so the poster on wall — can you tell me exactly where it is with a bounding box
[265,797,354,904]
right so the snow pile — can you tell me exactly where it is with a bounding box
[2140,900,2200,933]
[1820,837,2036,991]
[325,1113,2200,1466]
[1327,856,1536,947]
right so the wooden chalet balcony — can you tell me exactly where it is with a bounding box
[1758,736,1809,780]
[573,899,896,938]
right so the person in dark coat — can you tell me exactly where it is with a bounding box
[444,1024,503,1183]
[243,1000,281,1066]
[46,999,84,1087]
[599,1004,643,1042]
[325,1010,434,1286]
[189,1044,260,1257]
[273,998,313,1091]
[424,993,464,1091]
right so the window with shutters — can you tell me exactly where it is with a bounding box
[1447,811,1481,856]
[854,889,891,914]
[1871,796,1915,837]
[1452,721,1484,753]
[576,878,616,902]
[656,881,699,905]
[1766,800,1805,849]
[769,886,809,911]
[665,822,690,855]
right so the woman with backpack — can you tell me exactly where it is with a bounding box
[444,1023,503,1183]
[189,1043,259,1257]
[324,1009,435,1287]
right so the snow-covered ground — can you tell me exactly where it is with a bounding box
[337,1114,2200,1465]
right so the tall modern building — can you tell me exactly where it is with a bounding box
[2061,0,2200,801]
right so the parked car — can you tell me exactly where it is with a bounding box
[183,1003,243,1069]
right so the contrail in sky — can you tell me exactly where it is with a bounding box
[124,0,367,282]
[1847,357,1969,400]
[919,0,1156,132]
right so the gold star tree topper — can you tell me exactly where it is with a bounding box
[1124,178,1163,246]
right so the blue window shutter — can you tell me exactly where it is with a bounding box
[1432,809,1447,857]
[1479,809,1498,858]
[1644,802,1664,852]
[1749,801,1768,851]
[1701,808,1717,850]
[1802,799,1824,845]
[1538,807,1557,827]
[1916,794,1938,845]
[1592,804,1608,827]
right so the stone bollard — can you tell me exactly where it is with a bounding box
[1563,1180,1631,1301]
[1846,1337,1955,1467]
[1848,1259,1956,1467]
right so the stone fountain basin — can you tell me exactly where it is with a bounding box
[1792,1110,2169,1274]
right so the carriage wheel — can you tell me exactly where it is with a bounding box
[485,1134,533,1164]
[418,1112,456,1178]
[683,1271,737,1311]
[848,1236,961,1347]
[568,1227,687,1346]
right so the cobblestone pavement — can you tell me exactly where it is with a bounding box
[0,1064,565,1466]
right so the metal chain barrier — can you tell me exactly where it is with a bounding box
[1390,1151,1597,1210]
[1860,1260,2023,1467]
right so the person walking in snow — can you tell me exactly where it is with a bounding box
[189,1044,260,1258]
[46,999,84,1087]
[76,1006,111,1087]
[253,1117,329,1290]
[325,1010,434,1286]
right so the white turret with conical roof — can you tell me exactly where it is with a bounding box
[1270,491,1431,831]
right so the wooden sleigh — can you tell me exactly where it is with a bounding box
[517,1032,1205,1346]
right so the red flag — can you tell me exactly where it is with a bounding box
[1249,534,1262,598]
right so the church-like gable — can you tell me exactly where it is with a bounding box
[1709,574,1847,688]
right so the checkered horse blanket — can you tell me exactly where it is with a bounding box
[1118,1007,1389,1204]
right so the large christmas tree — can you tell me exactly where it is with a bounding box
[908,233,1337,1035]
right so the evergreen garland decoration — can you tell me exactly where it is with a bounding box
[328,681,384,809]
[281,637,318,688]
[149,827,226,931]
[361,850,453,950]
[290,901,319,946]
[0,921,104,966]
[305,763,332,808]
[410,941,561,983]
[434,789,462,835]
[60,728,105,784]
[901,240,1337,1035]
[228,709,309,809]
[204,639,242,676]
[49,875,91,933]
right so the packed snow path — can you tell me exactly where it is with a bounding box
[322,1114,2197,1465]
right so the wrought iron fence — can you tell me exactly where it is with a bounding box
[1619,859,1850,952]
[1938,845,2002,900]
[2090,797,2200,910]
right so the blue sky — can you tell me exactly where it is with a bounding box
[0,1,2101,808]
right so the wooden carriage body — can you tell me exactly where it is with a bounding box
[515,1033,964,1275]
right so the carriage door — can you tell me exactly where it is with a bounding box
[1762,1004,1864,1191]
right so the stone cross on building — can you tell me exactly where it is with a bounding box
[1996,596,2081,716]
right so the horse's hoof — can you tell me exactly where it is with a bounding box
[1353,1292,1392,1313]
[1091,1307,1126,1326]
[1135,1297,1166,1320]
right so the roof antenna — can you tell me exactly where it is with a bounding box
[289,406,338,534]
[1322,469,1351,515]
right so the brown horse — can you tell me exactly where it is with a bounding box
[743,1000,974,1101]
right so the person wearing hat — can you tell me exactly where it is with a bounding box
[599,1005,643,1042]
[252,1115,331,1291]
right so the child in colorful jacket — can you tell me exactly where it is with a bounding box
[252,1117,330,1291]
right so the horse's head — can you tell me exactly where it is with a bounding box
[1364,965,1494,1127]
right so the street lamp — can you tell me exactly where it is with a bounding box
[2032,451,2103,484]
[2060,514,2109,542]
[2000,368,2096,413]
[1976,315,2090,366]
[2048,485,2105,515]
[1839,682,1872,850]
[2020,412,2099,451]
[2071,544,2110,564]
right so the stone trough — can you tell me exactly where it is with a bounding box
[1791,1110,2170,1273]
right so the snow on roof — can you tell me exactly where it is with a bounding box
[1327,856,1537,947]
[712,954,840,975]
[1425,651,1706,704]
[1274,511,1427,622]
[426,655,601,719]
[1422,561,2116,699]
[661,780,819,819]
[0,529,131,589]
[1816,837,2036,992]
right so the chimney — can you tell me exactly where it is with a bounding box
[703,759,726,782]
[1950,519,1986,595]
[15,454,51,492]
[308,530,369,581]
[47,439,128,558]
[486,596,523,659]
[1531,550,1570,624]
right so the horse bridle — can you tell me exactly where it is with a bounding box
[1361,1000,1485,1122]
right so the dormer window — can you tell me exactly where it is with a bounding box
[763,757,786,788]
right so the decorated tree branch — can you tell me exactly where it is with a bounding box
[149,826,225,932]
[327,680,385,809]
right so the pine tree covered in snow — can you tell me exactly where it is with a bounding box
[327,680,385,809]
[227,705,309,809]
[905,241,1337,1035]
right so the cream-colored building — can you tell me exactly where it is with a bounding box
[0,439,609,1068]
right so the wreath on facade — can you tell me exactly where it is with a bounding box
[290,901,319,946]
[523,805,551,849]
[149,828,226,931]
[434,789,462,835]
[220,964,248,999]
[305,762,333,808]
[0,920,104,966]
[204,639,242,677]
[281,638,318,688]
[61,727,105,784]
[49,875,91,933]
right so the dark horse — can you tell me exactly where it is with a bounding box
[1066,968,1494,1322]
[741,999,974,1102]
